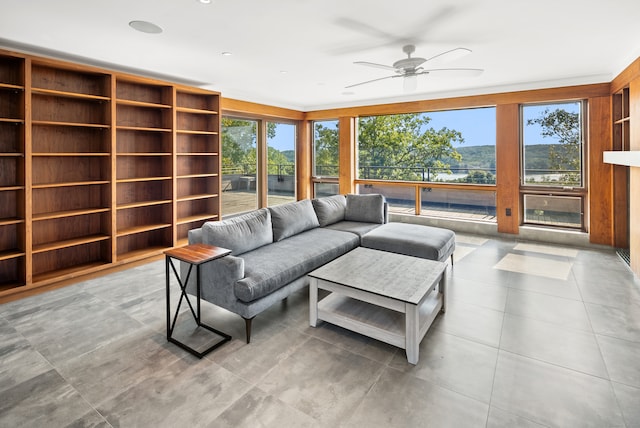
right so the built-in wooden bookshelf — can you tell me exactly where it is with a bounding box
[0,54,26,291]
[611,87,630,248]
[0,49,221,299]
[175,89,220,245]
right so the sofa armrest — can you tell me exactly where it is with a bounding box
[181,254,245,309]
[188,227,204,245]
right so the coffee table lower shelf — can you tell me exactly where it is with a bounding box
[310,278,444,364]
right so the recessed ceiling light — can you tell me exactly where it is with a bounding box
[280,70,288,74]
[221,52,232,56]
[342,91,355,96]
[129,20,163,34]
[198,0,213,3]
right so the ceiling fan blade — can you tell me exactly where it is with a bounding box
[424,47,472,64]
[419,68,484,77]
[354,61,398,72]
[345,74,399,88]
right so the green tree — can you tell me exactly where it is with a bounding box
[358,113,463,181]
[527,108,581,185]
[221,118,277,174]
[314,122,339,176]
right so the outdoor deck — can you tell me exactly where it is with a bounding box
[221,190,497,222]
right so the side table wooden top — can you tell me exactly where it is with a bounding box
[164,243,231,265]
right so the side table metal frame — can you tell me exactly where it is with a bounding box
[165,247,231,358]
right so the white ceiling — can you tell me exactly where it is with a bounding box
[2,0,640,112]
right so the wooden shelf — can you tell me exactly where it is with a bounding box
[32,152,109,157]
[0,249,25,261]
[177,152,218,156]
[116,176,172,183]
[32,261,109,284]
[0,186,25,191]
[0,118,24,124]
[0,82,23,91]
[116,99,171,109]
[116,125,171,132]
[33,208,110,221]
[117,152,171,156]
[177,193,218,202]
[177,173,219,179]
[117,223,172,237]
[117,200,172,210]
[0,152,24,157]
[32,180,109,189]
[0,217,24,226]
[31,87,110,101]
[32,234,110,254]
[177,214,218,225]
[32,120,109,129]
[176,106,218,115]
[176,129,218,135]
[117,246,167,262]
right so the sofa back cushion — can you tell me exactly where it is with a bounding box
[345,194,386,224]
[269,199,320,241]
[202,208,273,255]
[312,195,346,227]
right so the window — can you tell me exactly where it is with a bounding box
[521,101,584,187]
[313,120,339,178]
[267,122,296,207]
[221,118,258,216]
[356,108,496,221]
[521,101,585,229]
[357,108,496,184]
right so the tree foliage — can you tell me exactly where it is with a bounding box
[313,122,339,176]
[221,118,278,174]
[526,107,581,185]
[357,113,463,181]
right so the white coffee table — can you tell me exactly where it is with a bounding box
[309,247,447,364]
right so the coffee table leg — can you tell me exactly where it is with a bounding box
[309,277,318,327]
[439,273,447,313]
[406,303,419,364]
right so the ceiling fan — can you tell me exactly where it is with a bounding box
[346,44,483,92]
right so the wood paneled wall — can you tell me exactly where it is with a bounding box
[630,79,640,273]
[495,104,520,234]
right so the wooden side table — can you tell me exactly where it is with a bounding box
[165,243,232,358]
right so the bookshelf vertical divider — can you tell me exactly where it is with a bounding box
[0,49,221,300]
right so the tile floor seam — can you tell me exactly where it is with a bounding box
[484,291,508,427]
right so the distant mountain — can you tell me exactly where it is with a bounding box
[446,144,572,170]
[281,150,295,163]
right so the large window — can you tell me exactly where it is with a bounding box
[267,122,296,207]
[312,119,339,197]
[356,108,496,221]
[522,101,584,187]
[357,108,496,184]
[221,118,258,216]
[521,101,585,229]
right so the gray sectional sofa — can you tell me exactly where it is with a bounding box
[185,193,454,343]
[185,194,388,342]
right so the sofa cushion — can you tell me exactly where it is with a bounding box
[202,208,273,255]
[233,228,359,302]
[312,195,346,227]
[361,222,455,263]
[324,220,382,239]
[269,199,320,242]
[345,194,385,224]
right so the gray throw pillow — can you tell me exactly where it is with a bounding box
[312,195,346,227]
[202,208,273,255]
[345,194,385,224]
[269,200,320,241]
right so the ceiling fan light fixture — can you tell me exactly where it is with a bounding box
[403,75,417,92]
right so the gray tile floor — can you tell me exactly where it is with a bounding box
[2,234,640,427]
